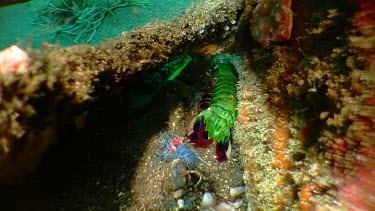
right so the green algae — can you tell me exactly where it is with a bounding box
[162,54,192,81]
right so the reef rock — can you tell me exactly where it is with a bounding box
[250,0,293,47]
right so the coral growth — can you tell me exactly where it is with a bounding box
[250,0,293,47]
[336,148,375,211]
[195,44,223,56]
[240,0,375,209]
[235,66,303,210]
[0,45,30,74]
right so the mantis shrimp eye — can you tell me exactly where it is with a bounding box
[202,131,209,141]
[189,132,198,142]
[193,117,204,131]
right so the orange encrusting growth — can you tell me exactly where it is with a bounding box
[274,189,295,210]
[271,115,294,209]
[238,85,253,129]
[243,85,252,100]
[275,177,283,187]
[272,152,290,169]
[272,117,292,170]
[298,182,317,211]
[238,104,250,125]
[194,44,223,56]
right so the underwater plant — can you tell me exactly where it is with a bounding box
[165,54,192,80]
[38,0,148,43]
[158,54,192,81]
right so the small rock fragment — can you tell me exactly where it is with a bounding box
[174,189,183,199]
[200,192,216,209]
[215,202,235,211]
[228,199,243,208]
[229,186,245,198]
[177,199,184,209]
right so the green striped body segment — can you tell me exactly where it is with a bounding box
[198,61,238,144]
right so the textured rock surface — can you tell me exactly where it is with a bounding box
[0,0,244,183]
[0,0,374,210]
[250,0,293,47]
